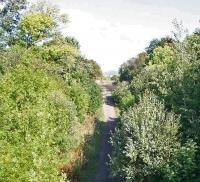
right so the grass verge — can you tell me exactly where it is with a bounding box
[77,109,105,182]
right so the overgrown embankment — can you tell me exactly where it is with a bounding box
[110,27,200,181]
[0,1,103,181]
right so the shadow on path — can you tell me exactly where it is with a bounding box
[93,81,121,182]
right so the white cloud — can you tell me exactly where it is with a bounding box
[48,1,200,71]
[62,9,171,71]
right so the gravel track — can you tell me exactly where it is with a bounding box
[93,81,120,182]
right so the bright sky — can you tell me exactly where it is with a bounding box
[48,0,199,72]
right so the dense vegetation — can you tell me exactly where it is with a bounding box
[0,0,102,181]
[111,22,200,181]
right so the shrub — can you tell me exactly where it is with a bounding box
[0,64,78,181]
[111,26,200,182]
[110,93,197,182]
[151,45,174,65]
[112,82,135,110]
[0,1,103,181]
[161,140,197,182]
[68,81,90,121]
[87,82,102,114]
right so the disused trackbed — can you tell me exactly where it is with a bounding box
[93,81,119,182]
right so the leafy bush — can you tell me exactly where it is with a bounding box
[111,29,200,181]
[110,93,178,180]
[0,65,78,181]
[18,13,55,46]
[0,1,103,181]
[150,45,174,65]
[112,82,135,110]
[161,140,198,182]
[87,82,102,114]
[68,81,90,121]
[40,40,80,65]
[110,93,197,182]
[0,45,31,75]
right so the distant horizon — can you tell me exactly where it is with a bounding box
[103,70,118,76]
[47,0,199,72]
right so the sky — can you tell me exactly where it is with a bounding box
[47,0,199,72]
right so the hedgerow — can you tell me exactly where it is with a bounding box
[110,26,200,181]
[110,93,197,182]
[0,1,102,181]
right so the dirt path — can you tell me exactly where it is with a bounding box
[93,81,119,182]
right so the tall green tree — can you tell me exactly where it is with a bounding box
[119,52,147,82]
[0,0,27,48]
[17,0,68,46]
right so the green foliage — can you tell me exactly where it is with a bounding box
[0,45,27,74]
[16,0,68,46]
[112,82,135,110]
[79,58,103,80]
[110,93,178,180]
[185,30,200,59]
[68,81,89,121]
[151,45,174,65]
[145,37,175,57]
[0,0,27,48]
[65,36,80,49]
[40,39,79,66]
[161,140,197,182]
[119,52,147,82]
[0,64,78,181]
[29,0,68,25]
[18,13,55,45]
[87,82,102,114]
[110,93,197,182]
[111,27,200,181]
[0,1,102,181]
[130,65,164,97]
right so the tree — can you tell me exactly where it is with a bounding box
[0,64,78,181]
[111,23,200,181]
[18,12,55,46]
[79,58,102,80]
[17,0,68,46]
[119,52,147,82]
[65,36,80,49]
[145,37,175,62]
[0,1,103,180]
[112,82,135,110]
[151,45,174,65]
[0,0,27,48]
[185,30,200,59]
[28,0,68,25]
